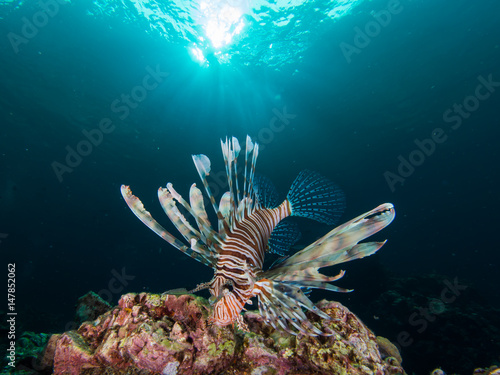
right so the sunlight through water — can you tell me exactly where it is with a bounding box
[88,0,364,68]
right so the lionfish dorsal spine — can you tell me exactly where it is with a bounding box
[219,192,231,222]
[220,137,237,226]
[232,136,242,204]
[248,142,259,214]
[188,184,221,245]
[219,135,261,228]
[191,154,228,235]
[242,135,253,206]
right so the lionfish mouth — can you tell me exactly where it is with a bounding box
[363,203,395,222]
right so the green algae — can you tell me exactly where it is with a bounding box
[207,340,235,357]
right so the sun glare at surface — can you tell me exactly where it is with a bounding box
[114,0,364,67]
[197,0,246,50]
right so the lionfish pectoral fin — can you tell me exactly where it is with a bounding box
[254,279,332,336]
[189,184,220,245]
[267,219,301,256]
[269,204,395,273]
[268,268,353,293]
[158,186,202,242]
[257,204,395,328]
[120,185,215,267]
[287,170,346,225]
[120,185,187,251]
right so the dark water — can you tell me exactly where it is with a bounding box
[1,0,499,374]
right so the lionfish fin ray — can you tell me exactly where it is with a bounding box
[267,219,301,256]
[219,192,231,222]
[120,185,215,267]
[158,186,201,242]
[287,170,346,225]
[243,136,253,199]
[220,138,235,225]
[232,137,241,205]
[189,184,221,245]
[253,174,280,208]
[192,154,228,235]
[272,204,394,271]
[261,204,395,293]
[255,279,332,336]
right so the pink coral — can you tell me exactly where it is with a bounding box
[47,293,406,375]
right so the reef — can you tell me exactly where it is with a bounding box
[74,291,112,325]
[10,292,406,375]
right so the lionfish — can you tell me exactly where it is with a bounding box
[121,135,395,336]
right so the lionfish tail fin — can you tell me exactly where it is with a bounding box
[255,279,334,336]
[287,170,346,225]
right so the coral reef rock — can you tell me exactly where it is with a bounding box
[75,291,112,324]
[44,293,406,375]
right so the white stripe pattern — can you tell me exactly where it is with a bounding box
[210,200,291,326]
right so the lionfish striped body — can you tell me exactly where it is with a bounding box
[121,136,395,336]
[210,201,291,327]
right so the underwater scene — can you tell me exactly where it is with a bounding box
[1,0,499,374]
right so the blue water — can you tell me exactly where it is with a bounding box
[1,0,499,374]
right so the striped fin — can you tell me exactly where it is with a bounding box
[260,204,395,297]
[232,137,241,205]
[253,174,279,208]
[219,192,231,222]
[267,219,301,256]
[192,154,228,234]
[120,185,215,267]
[273,269,352,293]
[220,138,237,226]
[253,204,395,336]
[268,203,395,274]
[287,170,346,225]
[242,135,254,203]
[255,279,332,336]
[247,142,259,214]
[189,184,220,244]
[158,186,201,242]
[219,136,261,224]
